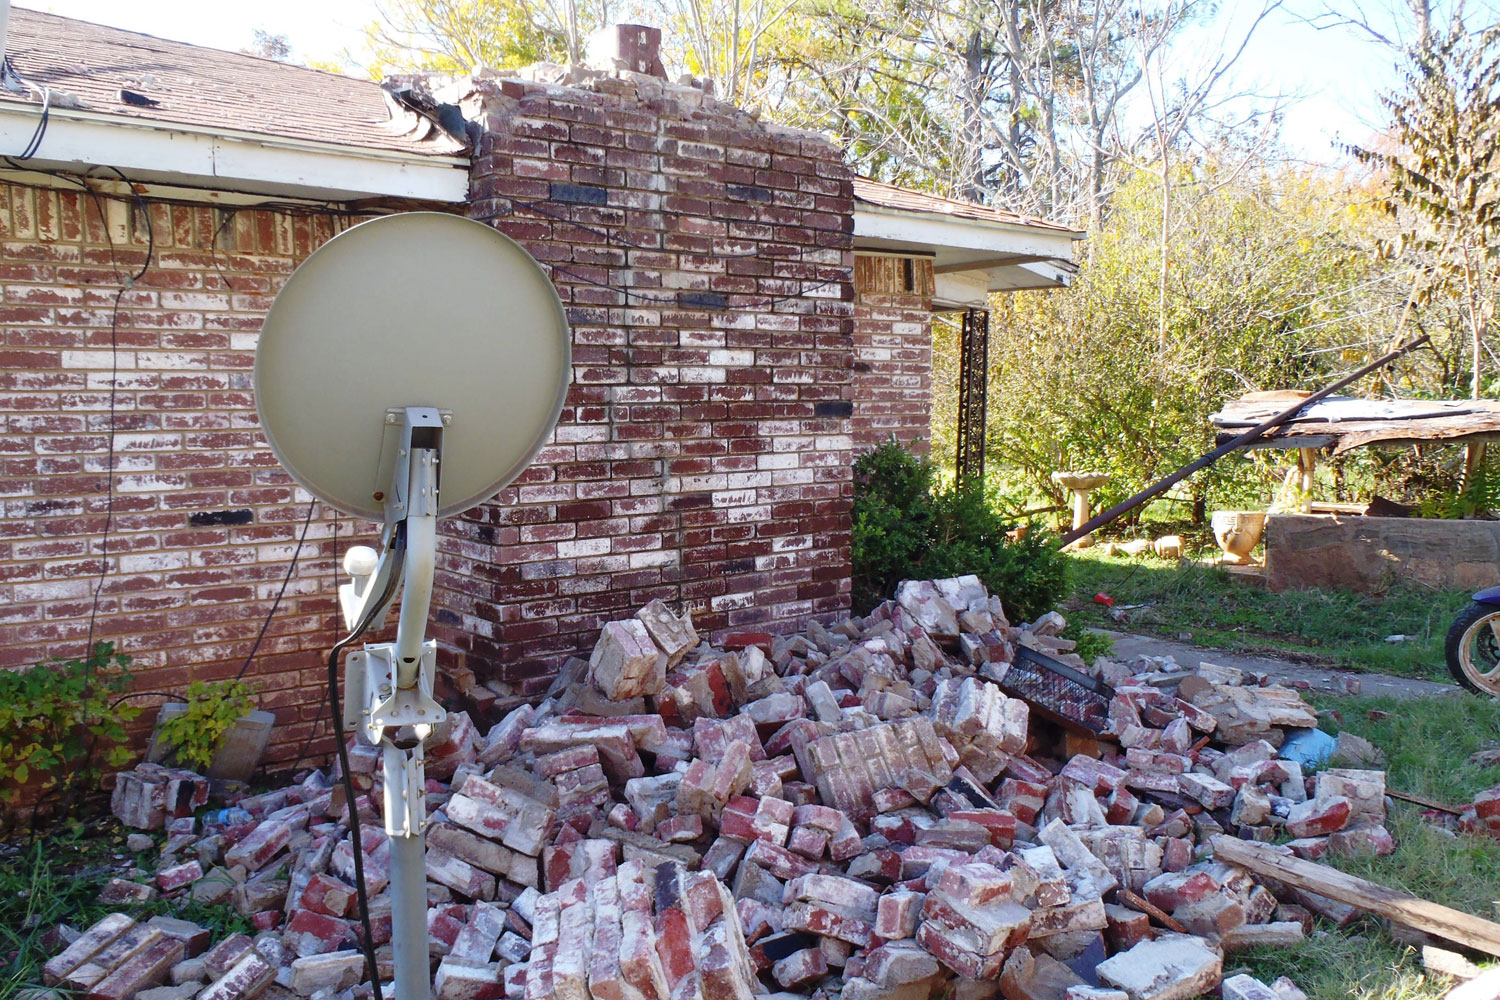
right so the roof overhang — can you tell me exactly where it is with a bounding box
[0,102,470,204]
[853,201,1083,308]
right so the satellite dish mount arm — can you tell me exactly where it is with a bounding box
[339,406,449,1000]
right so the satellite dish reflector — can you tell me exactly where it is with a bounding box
[253,212,572,1000]
[254,212,571,520]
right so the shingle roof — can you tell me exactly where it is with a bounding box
[0,6,464,156]
[852,176,1082,237]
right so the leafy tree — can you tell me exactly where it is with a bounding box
[245,30,293,61]
[1350,13,1500,414]
[769,0,1200,221]
[943,162,1405,523]
[363,0,567,75]
[348,0,1255,226]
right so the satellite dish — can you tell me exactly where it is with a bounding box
[255,212,571,521]
[252,212,571,1000]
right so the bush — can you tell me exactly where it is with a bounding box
[154,679,257,771]
[1415,454,1500,519]
[0,642,140,805]
[852,441,1068,620]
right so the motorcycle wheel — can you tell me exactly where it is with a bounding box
[1444,601,1500,696]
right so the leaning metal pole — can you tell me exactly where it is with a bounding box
[1059,334,1432,547]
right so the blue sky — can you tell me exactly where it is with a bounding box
[19,0,1436,164]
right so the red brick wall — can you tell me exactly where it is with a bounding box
[0,72,864,788]
[432,74,857,693]
[851,255,934,456]
[0,182,377,774]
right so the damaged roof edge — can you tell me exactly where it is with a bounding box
[0,101,471,203]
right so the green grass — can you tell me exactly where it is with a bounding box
[1239,692,1500,999]
[0,819,249,997]
[1064,548,1473,679]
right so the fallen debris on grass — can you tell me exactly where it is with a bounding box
[47,575,1438,999]
[1210,836,1500,958]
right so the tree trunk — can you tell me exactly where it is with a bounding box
[963,26,987,201]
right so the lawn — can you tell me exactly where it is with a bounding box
[1238,691,1500,999]
[1063,548,1474,680]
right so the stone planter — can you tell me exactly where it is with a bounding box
[145,704,275,782]
[1211,510,1266,565]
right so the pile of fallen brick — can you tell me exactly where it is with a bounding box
[49,575,1407,1000]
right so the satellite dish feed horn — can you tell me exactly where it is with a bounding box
[254,213,571,1000]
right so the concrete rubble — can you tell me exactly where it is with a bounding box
[62,574,1384,1000]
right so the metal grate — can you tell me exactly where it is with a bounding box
[998,646,1113,734]
[955,307,989,489]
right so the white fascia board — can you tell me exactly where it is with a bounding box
[854,203,1081,261]
[0,104,470,203]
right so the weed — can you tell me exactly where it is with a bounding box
[0,642,141,811]
[1060,622,1116,665]
[154,680,257,772]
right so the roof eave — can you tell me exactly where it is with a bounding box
[853,200,1085,244]
[0,102,470,203]
[853,202,1082,258]
[854,202,1082,307]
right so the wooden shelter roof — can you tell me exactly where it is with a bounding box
[1211,392,1500,453]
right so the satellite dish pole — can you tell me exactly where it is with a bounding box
[254,213,572,1000]
[341,405,449,1000]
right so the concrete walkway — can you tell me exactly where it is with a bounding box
[1092,629,1459,700]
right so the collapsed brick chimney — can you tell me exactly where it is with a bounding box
[584,24,667,78]
[433,61,857,694]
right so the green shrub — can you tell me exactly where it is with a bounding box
[154,679,257,771]
[852,440,1068,620]
[0,642,140,804]
[1416,456,1500,519]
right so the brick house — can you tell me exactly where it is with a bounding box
[0,9,1081,771]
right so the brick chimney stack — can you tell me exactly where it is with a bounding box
[584,24,667,78]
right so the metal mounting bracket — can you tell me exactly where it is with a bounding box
[357,639,445,745]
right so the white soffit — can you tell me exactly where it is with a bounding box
[854,203,1082,299]
[0,104,470,203]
